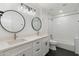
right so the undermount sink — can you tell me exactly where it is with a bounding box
[7,39,26,45]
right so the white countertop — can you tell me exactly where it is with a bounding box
[0,34,48,52]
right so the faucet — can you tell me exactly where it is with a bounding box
[14,33,17,40]
[37,31,39,36]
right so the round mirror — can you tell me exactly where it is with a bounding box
[0,10,25,33]
[31,17,42,31]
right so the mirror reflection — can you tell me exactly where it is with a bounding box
[31,17,42,31]
[0,10,25,33]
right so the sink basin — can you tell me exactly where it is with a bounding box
[0,42,10,49]
[7,39,26,45]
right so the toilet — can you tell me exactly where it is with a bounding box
[49,34,57,50]
[50,40,57,51]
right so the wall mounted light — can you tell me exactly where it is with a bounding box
[18,3,36,16]
[0,11,4,16]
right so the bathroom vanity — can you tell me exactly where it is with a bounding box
[0,9,49,56]
[0,34,49,56]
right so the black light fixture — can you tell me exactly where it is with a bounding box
[62,3,67,6]
[19,3,36,15]
[0,11,4,16]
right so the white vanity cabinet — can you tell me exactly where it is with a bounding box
[0,35,49,56]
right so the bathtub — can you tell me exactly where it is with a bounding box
[56,40,74,52]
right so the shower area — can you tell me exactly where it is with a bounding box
[48,11,79,54]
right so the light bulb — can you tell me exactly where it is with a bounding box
[59,10,63,13]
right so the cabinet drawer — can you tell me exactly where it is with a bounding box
[33,47,41,53]
[17,47,32,56]
[33,39,41,48]
[33,47,41,56]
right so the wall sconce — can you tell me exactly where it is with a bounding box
[18,3,36,16]
[0,11,4,16]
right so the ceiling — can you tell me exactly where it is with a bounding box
[0,3,79,16]
[39,3,79,16]
[27,3,79,16]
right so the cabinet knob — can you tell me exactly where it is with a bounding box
[36,42,40,44]
[23,54,25,56]
[36,49,40,52]
[45,42,48,46]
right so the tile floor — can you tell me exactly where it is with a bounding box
[46,47,78,56]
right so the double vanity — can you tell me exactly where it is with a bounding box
[0,34,49,56]
[0,5,49,56]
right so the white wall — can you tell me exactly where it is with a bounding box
[0,3,48,41]
[49,14,79,51]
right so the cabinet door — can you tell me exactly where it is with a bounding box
[4,43,32,56]
[16,44,33,56]
[16,52,24,56]
[0,51,4,56]
[41,36,49,56]
[17,48,33,56]
[23,48,33,56]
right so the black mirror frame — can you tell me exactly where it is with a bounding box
[0,10,26,33]
[31,17,42,31]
